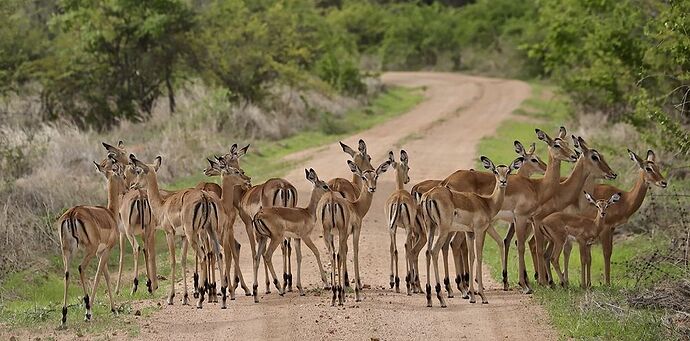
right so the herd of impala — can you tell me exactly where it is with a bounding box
[56,126,668,327]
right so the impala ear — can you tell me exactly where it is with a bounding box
[339,141,356,157]
[558,126,567,139]
[377,160,392,175]
[207,158,219,168]
[535,129,553,146]
[628,149,644,167]
[480,156,495,171]
[229,143,238,156]
[117,140,125,148]
[584,191,596,205]
[577,136,589,152]
[306,168,317,183]
[609,193,621,204]
[514,140,525,156]
[400,150,409,165]
[358,139,367,155]
[510,157,524,171]
[153,156,162,172]
[646,149,656,162]
[347,160,360,175]
[388,151,396,164]
[93,161,105,174]
[237,144,250,158]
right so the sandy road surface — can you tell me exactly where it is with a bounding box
[134,72,556,340]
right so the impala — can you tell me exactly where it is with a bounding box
[421,156,522,307]
[318,159,392,305]
[328,139,374,201]
[384,150,427,295]
[129,154,226,308]
[58,157,126,327]
[541,192,621,287]
[251,168,331,302]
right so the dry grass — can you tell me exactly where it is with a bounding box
[0,80,374,278]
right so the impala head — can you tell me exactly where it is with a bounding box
[128,154,162,190]
[101,140,127,164]
[348,159,392,193]
[514,140,547,175]
[218,143,249,169]
[572,136,617,180]
[340,139,374,172]
[585,191,621,219]
[535,127,578,163]
[481,156,523,188]
[388,150,411,184]
[305,168,330,191]
[93,157,127,193]
[204,156,252,186]
[629,149,667,188]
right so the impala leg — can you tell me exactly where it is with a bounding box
[287,238,293,292]
[514,217,532,294]
[165,231,176,305]
[475,229,488,304]
[425,223,436,307]
[127,233,141,295]
[294,238,305,296]
[78,252,95,321]
[222,240,234,305]
[465,232,477,304]
[143,230,155,294]
[404,231,414,296]
[389,226,399,292]
[60,247,74,328]
[115,232,125,295]
[432,231,450,308]
[601,229,613,286]
[528,235,538,281]
[585,245,593,288]
[264,238,284,296]
[337,232,348,306]
[190,235,207,309]
[353,226,365,301]
[487,225,507,291]
[193,251,199,299]
[181,237,191,306]
[579,243,587,289]
[544,240,555,287]
[232,240,250,295]
[90,245,114,317]
[563,238,573,286]
[532,218,549,286]
[441,234,453,298]
[450,233,468,299]
[410,229,425,294]
[281,239,288,293]
[503,221,516,290]
[253,237,267,303]
[101,251,117,314]
[303,236,328,288]
[459,235,470,298]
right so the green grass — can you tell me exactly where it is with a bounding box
[167,86,424,190]
[0,85,424,338]
[477,83,676,340]
[475,83,572,168]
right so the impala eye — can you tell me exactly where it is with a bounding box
[645,167,653,172]
[591,154,599,161]
[531,158,537,162]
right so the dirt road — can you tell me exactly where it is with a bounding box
[137,72,556,340]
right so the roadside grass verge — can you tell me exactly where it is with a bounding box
[169,86,424,190]
[0,85,424,338]
[477,83,677,340]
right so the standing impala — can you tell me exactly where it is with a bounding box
[129,154,227,309]
[384,150,427,295]
[251,169,331,302]
[559,149,667,285]
[319,159,392,305]
[58,157,126,327]
[328,139,374,201]
[541,192,621,287]
[421,156,522,307]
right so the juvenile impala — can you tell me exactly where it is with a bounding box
[328,139,374,201]
[421,156,522,307]
[251,169,331,302]
[318,159,392,305]
[57,157,126,327]
[384,150,427,295]
[541,192,621,287]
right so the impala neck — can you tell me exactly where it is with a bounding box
[489,180,507,217]
[537,150,562,202]
[106,177,124,214]
[306,187,325,217]
[144,172,164,216]
[220,175,243,210]
[353,184,374,217]
[556,156,589,206]
[352,174,362,189]
[395,168,405,191]
[622,170,649,218]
